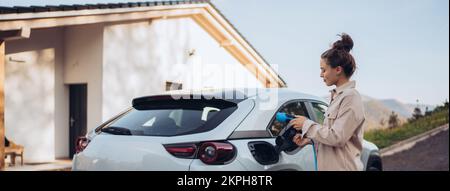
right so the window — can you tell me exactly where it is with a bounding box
[104,99,237,136]
[311,102,328,124]
[269,101,309,136]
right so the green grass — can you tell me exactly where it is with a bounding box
[364,109,449,149]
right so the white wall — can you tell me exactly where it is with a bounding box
[64,24,104,133]
[4,28,66,163]
[4,24,104,162]
[102,17,263,120]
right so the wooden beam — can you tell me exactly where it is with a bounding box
[0,40,5,171]
[0,28,30,41]
[0,8,203,31]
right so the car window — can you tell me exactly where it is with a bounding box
[104,99,237,136]
[269,101,309,136]
[311,102,328,124]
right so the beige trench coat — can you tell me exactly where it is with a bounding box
[301,80,365,171]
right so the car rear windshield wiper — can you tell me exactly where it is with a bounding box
[101,126,132,135]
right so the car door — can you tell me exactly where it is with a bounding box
[268,100,316,171]
[234,100,316,171]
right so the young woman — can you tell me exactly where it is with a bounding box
[290,33,366,171]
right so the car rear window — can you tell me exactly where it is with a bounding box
[102,99,238,136]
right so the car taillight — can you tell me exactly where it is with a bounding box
[164,144,197,158]
[198,142,235,165]
[75,137,90,153]
[164,141,236,165]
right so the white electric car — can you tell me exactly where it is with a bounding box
[72,88,382,171]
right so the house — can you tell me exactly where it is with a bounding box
[0,0,286,167]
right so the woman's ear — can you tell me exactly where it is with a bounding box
[334,66,342,76]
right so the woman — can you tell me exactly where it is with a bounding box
[289,33,365,171]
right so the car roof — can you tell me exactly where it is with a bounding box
[160,88,328,104]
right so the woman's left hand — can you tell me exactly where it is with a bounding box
[288,115,307,131]
[293,133,312,147]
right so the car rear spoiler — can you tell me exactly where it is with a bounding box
[132,92,247,108]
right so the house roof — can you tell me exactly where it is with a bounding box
[0,0,287,87]
[0,1,209,14]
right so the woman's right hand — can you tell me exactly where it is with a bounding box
[293,133,311,147]
[288,115,307,131]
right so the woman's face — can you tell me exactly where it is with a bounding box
[320,58,341,86]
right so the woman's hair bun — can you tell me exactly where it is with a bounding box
[332,33,353,52]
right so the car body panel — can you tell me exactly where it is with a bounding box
[228,139,316,171]
[74,134,191,170]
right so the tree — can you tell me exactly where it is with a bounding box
[412,99,423,120]
[388,111,399,129]
[379,118,385,127]
[412,107,423,120]
[433,99,449,113]
[424,107,432,116]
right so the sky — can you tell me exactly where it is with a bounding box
[1,0,449,105]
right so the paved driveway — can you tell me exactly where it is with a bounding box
[382,129,449,171]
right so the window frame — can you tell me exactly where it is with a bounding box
[228,99,328,140]
[266,99,316,138]
[307,101,329,124]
